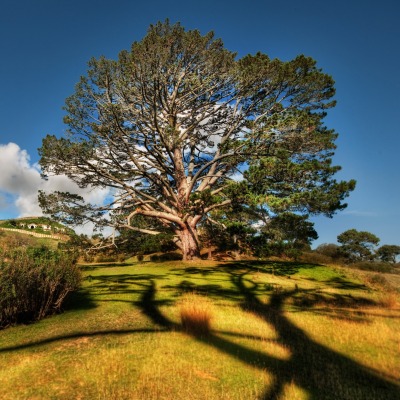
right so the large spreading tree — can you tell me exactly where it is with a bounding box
[39,21,355,260]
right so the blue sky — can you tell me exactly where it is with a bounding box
[0,0,399,247]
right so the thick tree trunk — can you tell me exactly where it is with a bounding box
[178,225,201,261]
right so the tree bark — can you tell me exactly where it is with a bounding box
[177,224,201,261]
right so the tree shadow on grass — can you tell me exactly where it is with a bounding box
[80,273,169,299]
[62,287,98,312]
[2,261,399,399]
[162,280,242,302]
[325,276,368,290]
[0,328,166,353]
[80,262,135,271]
[291,290,376,309]
[235,260,320,277]
[231,272,399,399]
[170,266,218,276]
[137,270,400,400]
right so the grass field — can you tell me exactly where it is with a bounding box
[0,259,399,399]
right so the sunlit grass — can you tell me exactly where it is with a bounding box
[0,260,399,399]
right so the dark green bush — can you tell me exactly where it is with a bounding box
[300,251,347,265]
[368,273,388,286]
[314,243,341,259]
[300,252,332,265]
[0,247,81,329]
[351,261,394,273]
[95,254,119,263]
[150,252,182,262]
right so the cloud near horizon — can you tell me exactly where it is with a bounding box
[0,142,111,230]
[341,210,379,218]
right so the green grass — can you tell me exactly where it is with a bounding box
[0,260,399,399]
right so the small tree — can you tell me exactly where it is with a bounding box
[39,20,355,260]
[253,213,318,258]
[375,245,400,264]
[337,229,380,262]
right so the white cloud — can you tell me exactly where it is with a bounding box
[0,142,111,222]
[341,210,379,218]
[229,170,245,182]
[0,143,39,197]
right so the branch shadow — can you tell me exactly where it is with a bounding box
[230,271,399,399]
[0,328,167,353]
[62,287,98,311]
[136,267,400,400]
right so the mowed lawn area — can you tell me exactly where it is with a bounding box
[0,260,399,400]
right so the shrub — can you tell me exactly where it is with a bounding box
[314,243,341,259]
[367,273,388,287]
[351,261,394,273]
[150,252,182,262]
[117,253,127,262]
[0,232,34,250]
[300,251,333,265]
[0,247,81,329]
[95,254,119,263]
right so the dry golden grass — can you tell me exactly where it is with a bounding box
[379,292,399,309]
[288,305,400,383]
[179,293,213,337]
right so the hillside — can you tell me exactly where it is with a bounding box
[0,216,74,240]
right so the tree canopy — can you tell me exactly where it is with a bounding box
[251,213,318,258]
[39,20,355,260]
[337,229,380,262]
[375,245,400,264]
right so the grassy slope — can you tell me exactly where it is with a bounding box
[0,229,61,250]
[0,260,399,400]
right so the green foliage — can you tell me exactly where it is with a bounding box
[300,251,333,265]
[117,226,177,255]
[0,247,81,329]
[149,252,182,262]
[350,261,395,274]
[315,243,341,259]
[57,233,92,253]
[337,229,380,262]
[375,245,400,264]
[312,242,345,264]
[244,148,356,217]
[252,213,317,259]
[198,218,231,252]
